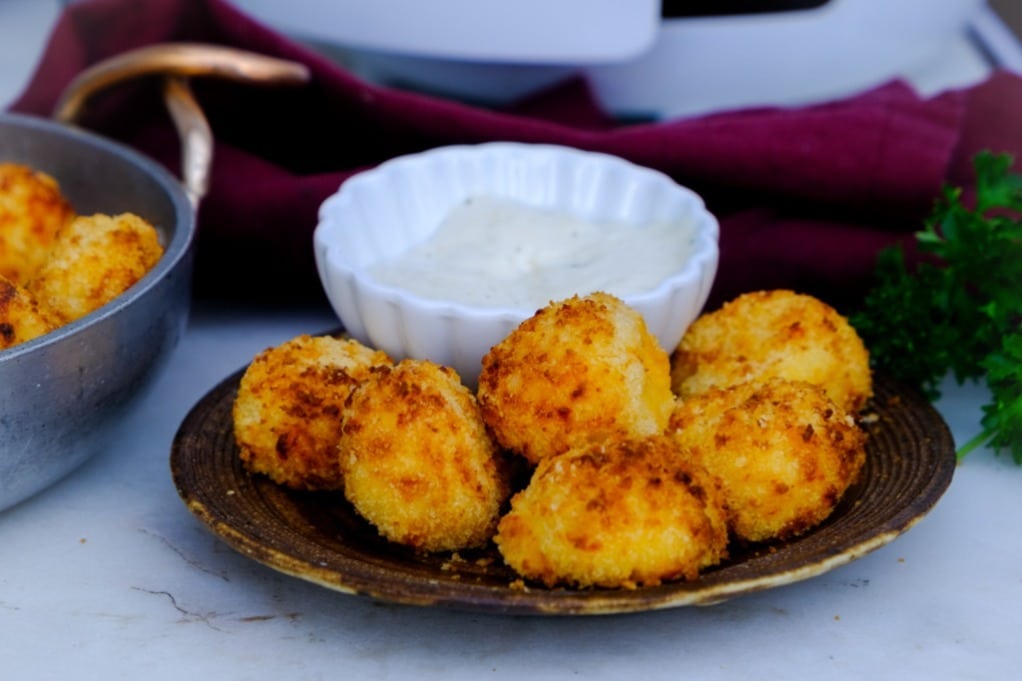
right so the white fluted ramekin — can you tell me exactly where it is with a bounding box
[313,142,719,385]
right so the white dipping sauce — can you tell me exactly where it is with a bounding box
[369,196,697,309]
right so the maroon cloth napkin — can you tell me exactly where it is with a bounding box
[9,0,1022,311]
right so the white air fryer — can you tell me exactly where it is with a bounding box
[232,0,989,118]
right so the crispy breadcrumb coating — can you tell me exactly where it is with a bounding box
[495,435,729,588]
[0,163,75,285]
[0,274,58,350]
[234,334,392,491]
[28,213,164,324]
[669,378,867,543]
[671,289,873,413]
[339,359,511,552]
[477,292,674,465]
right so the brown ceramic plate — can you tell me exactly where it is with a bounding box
[171,369,955,616]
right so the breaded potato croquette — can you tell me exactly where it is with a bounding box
[0,274,58,350]
[477,292,674,465]
[339,359,511,552]
[28,213,164,324]
[0,163,75,284]
[669,378,867,543]
[671,289,873,413]
[495,435,729,588]
[234,335,392,491]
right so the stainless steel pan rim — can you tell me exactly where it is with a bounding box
[0,111,194,363]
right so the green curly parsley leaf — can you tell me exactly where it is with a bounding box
[851,151,1022,463]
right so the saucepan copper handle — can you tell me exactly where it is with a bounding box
[53,43,311,207]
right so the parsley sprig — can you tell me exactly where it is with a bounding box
[851,151,1022,463]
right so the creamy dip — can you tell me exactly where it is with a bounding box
[369,196,697,309]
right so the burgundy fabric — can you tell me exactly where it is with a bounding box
[9,0,1022,311]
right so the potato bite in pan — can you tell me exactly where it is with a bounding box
[233,334,392,491]
[28,213,164,325]
[0,163,170,351]
[0,274,57,350]
[671,289,873,413]
[338,359,512,552]
[0,163,75,285]
[669,378,867,543]
[495,434,729,589]
[477,292,675,465]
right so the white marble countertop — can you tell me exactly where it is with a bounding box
[2,3,1021,680]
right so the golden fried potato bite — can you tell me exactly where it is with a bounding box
[234,334,392,491]
[28,213,163,324]
[339,359,511,552]
[0,274,58,350]
[669,378,866,543]
[495,435,729,588]
[0,163,75,284]
[477,292,674,465]
[671,289,873,413]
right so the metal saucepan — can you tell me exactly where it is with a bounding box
[0,44,309,511]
